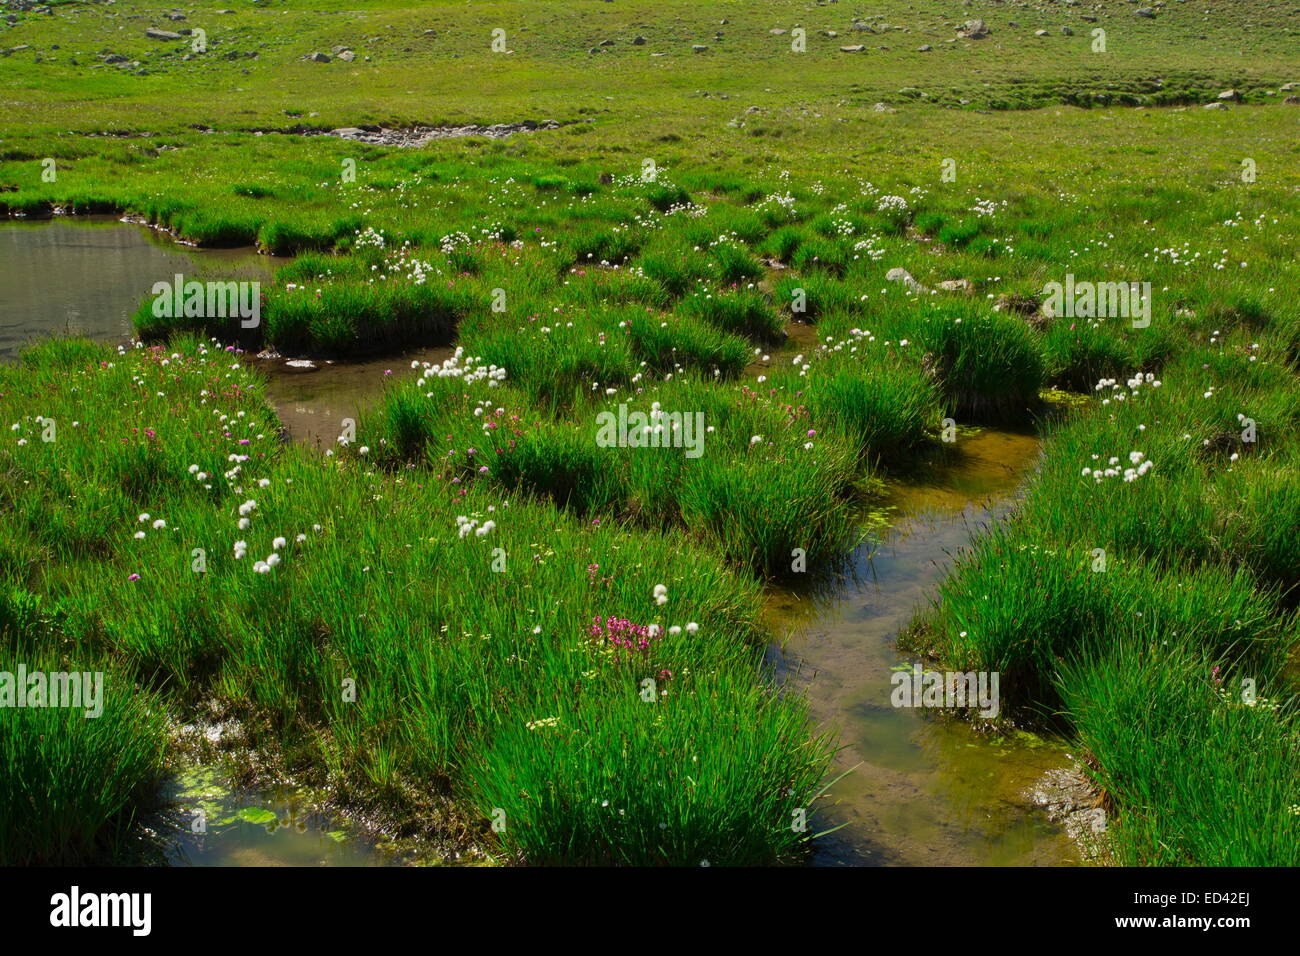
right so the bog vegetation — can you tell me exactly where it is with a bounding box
[1,0,1298,866]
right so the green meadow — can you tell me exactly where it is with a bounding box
[1,0,1299,866]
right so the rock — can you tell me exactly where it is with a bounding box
[1035,29,1049,37]
[872,102,895,112]
[1135,7,1156,18]
[144,28,182,41]
[104,53,127,63]
[1281,82,1298,92]
[631,36,646,45]
[1026,766,1109,861]
[1285,96,1300,105]
[769,28,787,36]
[840,44,866,53]
[1217,89,1239,101]
[692,44,707,53]
[599,38,615,46]
[1061,26,1074,36]
[165,12,186,20]
[937,278,971,292]
[959,19,989,39]
[917,44,931,52]
[821,30,838,38]
[308,52,331,63]
[1203,101,1230,110]
[337,50,355,62]
[886,268,928,293]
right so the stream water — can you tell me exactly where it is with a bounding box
[769,430,1077,866]
[1,218,1078,866]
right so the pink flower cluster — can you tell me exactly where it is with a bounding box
[591,615,659,660]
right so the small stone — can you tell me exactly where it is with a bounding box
[886,268,928,293]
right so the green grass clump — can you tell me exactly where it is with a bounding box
[472,672,830,865]
[768,340,941,464]
[1,585,166,865]
[624,310,750,378]
[637,241,715,297]
[711,240,763,284]
[926,532,1291,720]
[912,305,1044,421]
[679,288,783,342]
[1062,640,1300,866]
